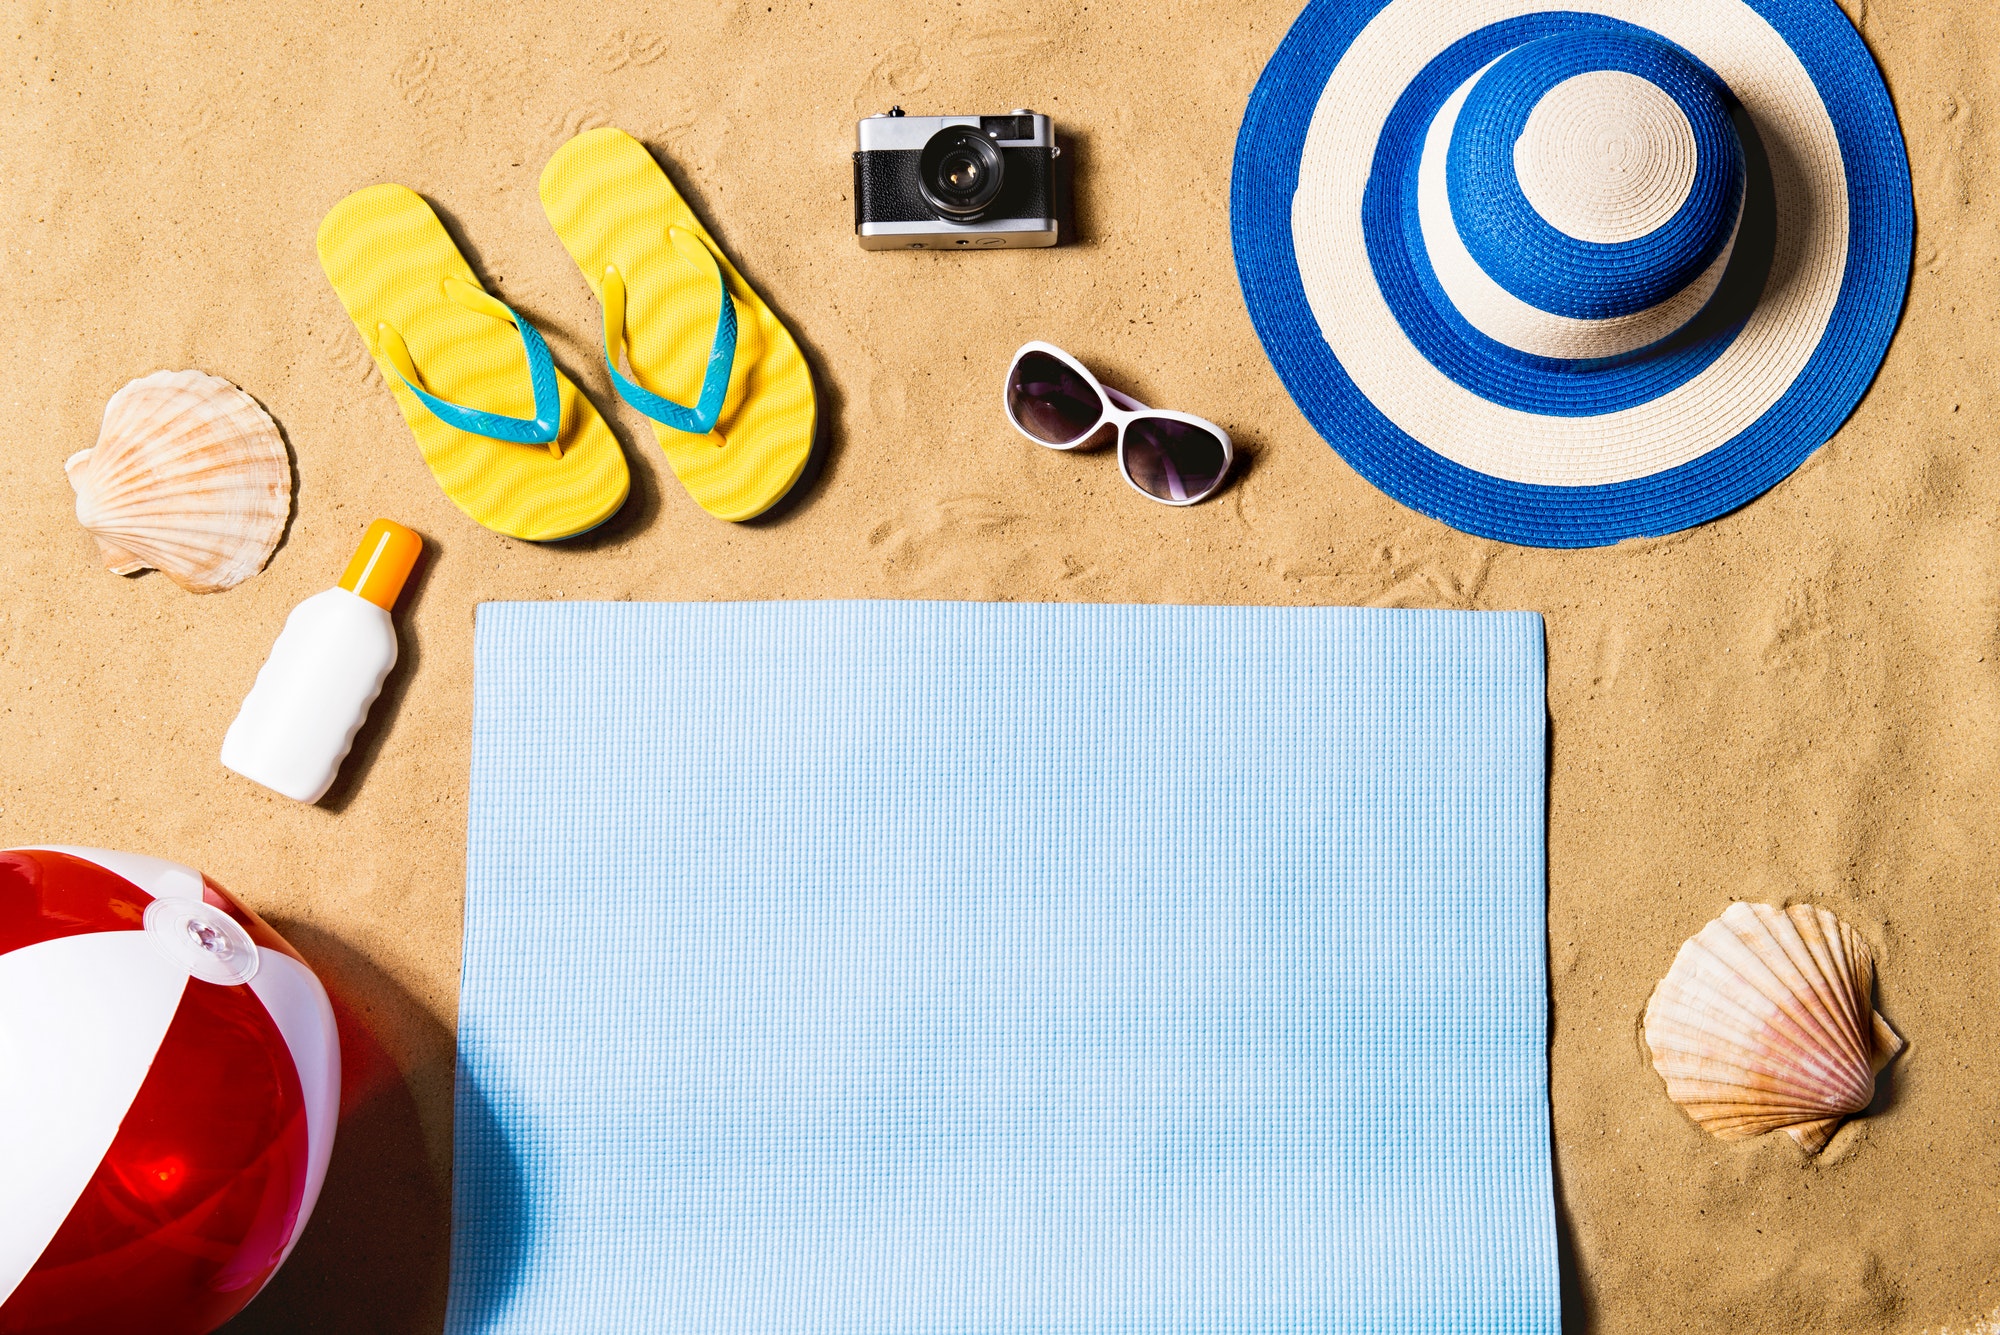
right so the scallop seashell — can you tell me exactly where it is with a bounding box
[1645,902,1903,1154]
[66,370,292,594]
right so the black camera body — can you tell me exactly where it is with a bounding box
[854,110,1061,250]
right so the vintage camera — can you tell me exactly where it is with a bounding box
[854,109,1061,250]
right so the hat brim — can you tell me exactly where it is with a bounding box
[1231,0,1912,547]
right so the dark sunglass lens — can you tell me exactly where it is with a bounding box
[1007,352,1105,446]
[1124,417,1227,502]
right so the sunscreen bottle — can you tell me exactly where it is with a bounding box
[221,519,422,803]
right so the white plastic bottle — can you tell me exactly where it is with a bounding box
[221,519,422,803]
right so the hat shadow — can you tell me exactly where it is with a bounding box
[1652,104,1782,355]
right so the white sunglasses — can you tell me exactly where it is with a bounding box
[1002,341,1234,505]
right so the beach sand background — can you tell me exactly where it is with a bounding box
[1,0,1994,1330]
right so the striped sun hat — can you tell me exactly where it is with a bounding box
[1231,0,1911,546]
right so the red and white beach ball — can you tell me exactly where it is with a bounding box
[0,846,340,1334]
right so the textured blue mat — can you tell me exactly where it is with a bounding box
[448,601,1556,1334]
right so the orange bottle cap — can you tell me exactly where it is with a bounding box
[338,519,422,611]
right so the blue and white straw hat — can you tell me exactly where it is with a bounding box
[1232,0,1911,547]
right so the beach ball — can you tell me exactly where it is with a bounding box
[0,846,340,1334]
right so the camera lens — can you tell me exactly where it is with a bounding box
[941,150,984,193]
[918,126,1006,221]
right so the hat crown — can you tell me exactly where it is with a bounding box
[1442,33,1744,325]
[1513,70,1698,244]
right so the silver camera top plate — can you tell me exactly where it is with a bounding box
[856,111,1055,153]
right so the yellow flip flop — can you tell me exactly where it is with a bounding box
[539,129,816,522]
[317,184,630,540]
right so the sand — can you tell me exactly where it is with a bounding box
[1,0,1995,1330]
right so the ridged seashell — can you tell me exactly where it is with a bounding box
[1645,902,1903,1154]
[66,370,291,594]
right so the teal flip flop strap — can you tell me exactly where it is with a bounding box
[374,279,564,454]
[601,226,738,437]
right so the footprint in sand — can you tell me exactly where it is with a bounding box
[544,103,615,147]
[315,317,379,387]
[858,42,930,109]
[954,24,1058,64]
[1758,573,1831,670]
[593,29,670,73]
[869,495,1030,594]
[867,368,908,423]
[1365,539,1495,608]
[389,47,442,107]
[1589,622,1626,692]
[177,104,217,152]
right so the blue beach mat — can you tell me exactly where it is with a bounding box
[448,601,1557,1333]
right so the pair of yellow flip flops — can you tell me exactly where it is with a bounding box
[317,128,815,535]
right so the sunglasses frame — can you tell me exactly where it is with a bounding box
[1002,341,1234,506]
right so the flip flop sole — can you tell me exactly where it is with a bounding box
[317,184,630,541]
[540,129,816,523]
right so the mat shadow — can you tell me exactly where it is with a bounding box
[1543,705,1596,1335]
[1552,1133,1597,1335]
